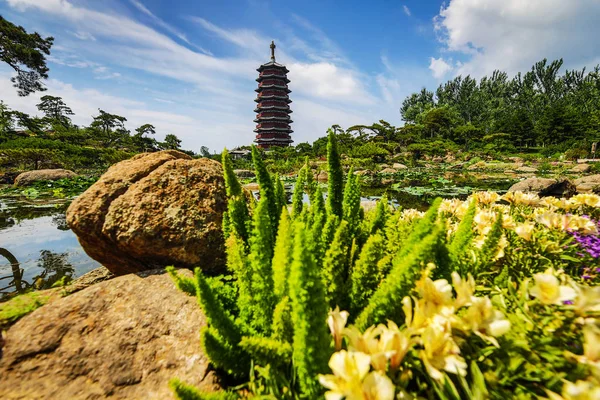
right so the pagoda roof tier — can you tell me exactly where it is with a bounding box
[254,117,293,123]
[254,106,292,113]
[255,85,291,93]
[255,139,294,145]
[256,75,290,83]
[254,96,292,103]
[257,61,289,73]
[254,127,294,133]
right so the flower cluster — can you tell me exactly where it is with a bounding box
[319,267,510,399]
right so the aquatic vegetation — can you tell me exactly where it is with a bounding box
[169,134,600,399]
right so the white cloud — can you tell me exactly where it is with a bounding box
[434,0,600,76]
[428,57,452,79]
[129,0,212,55]
[403,5,411,17]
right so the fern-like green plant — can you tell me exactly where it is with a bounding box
[274,173,286,214]
[322,220,351,308]
[170,378,238,400]
[272,207,293,300]
[252,145,279,233]
[342,168,361,236]
[166,266,196,296]
[369,195,388,235]
[349,233,385,315]
[326,129,343,218]
[222,149,250,242]
[247,198,276,333]
[239,336,293,369]
[448,200,476,264]
[291,165,307,218]
[271,295,294,343]
[289,220,332,397]
[475,212,504,274]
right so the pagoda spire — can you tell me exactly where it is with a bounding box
[270,40,276,62]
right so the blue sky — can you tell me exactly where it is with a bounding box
[1,0,600,152]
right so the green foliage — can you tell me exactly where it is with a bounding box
[272,208,293,300]
[0,291,48,329]
[355,199,444,330]
[289,220,332,396]
[170,379,238,400]
[166,266,196,296]
[342,168,361,236]
[322,220,351,308]
[476,213,504,274]
[349,232,385,315]
[0,15,53,96]
[271,296,294,343]
[448,200,477,272]
[247,198,276,333]
[369,195,388,234]
[327,129,344,218]
[291,165,306,218]
[222,149,250,242]
[200,327,249,378]
[239,336,293,368]
[252,146,279,232]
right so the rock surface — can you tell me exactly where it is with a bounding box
[515,166,538,173]
[392,163,408,170]
[233,169,255,178]
[67,151,227,276]
[574,175,600,193]
[570,163,591,173]
[508,177,577,197]
[14,169,77,186]
[380,168,397,174]
[0,269,220,400]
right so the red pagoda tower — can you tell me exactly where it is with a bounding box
[254,41,293,148]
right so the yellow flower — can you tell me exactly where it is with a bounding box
[451,272,475,309]
[419,322,467,380]
[574,285,600,315]
[362,371,395,400]
[473,191,500,206]
[328,306,350,351]
[415,275,454,316]
[571,193,600,208]
[529,268,577,305]
[378,321,414,370]
[541,197,575,210]
[344,325,381,355]
[474,210,497,235]
[401,209,425,222]
[402,296,428,332]
[503,191,540,206]
[319,350,372,400]
[515,222,535,241]
[439,198,464,215]
[546,380,600,400]
[461,296,511,347]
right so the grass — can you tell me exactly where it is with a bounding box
[0,292,49,329]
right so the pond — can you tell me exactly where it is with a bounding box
[0,197,100,301]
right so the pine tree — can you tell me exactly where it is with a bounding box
[327,129,343,218]
[289,220,331,397]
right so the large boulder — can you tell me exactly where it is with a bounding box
[574,175,600,193]
[393,163,408,170]
[0,269,220,400]
[508,177,577,197]
[14,169,77,186]
[66,151,227,276]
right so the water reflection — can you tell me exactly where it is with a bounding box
[0,198,100,300]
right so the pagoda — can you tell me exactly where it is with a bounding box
[254,41,293,148]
